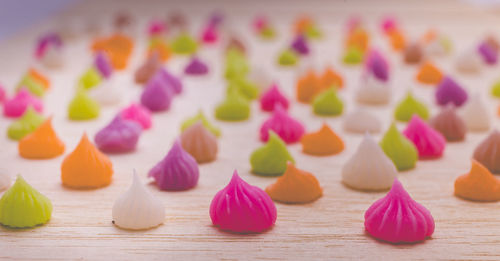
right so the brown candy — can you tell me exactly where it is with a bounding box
[114,12,134,30]
[473,130,500,174]
[180,122,218,163]
[134,52,162,84]
[225,36,246,54]
[167,12,188,30]
[429,105,466,142]
[404,42,423,64]
[485,35,500,52]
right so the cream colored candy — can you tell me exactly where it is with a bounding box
[88,77,123,106]
[342,133,397,191]
[112,172,165,230]
[455,49,482,74]
[461,93,490,132]
[40,45,65,69]
[342,107,382,134]
[355,74,391,105]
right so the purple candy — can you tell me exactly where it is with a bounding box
[290,35,309,55]
[208,11,224,27]
[148,139,199,191]
[184,57,209,75]
[94,51,113,79]
[365,49,389,81]
[157,68,183,94]
[140,73,174,112]
[94,115,142,153]
[35,32,62,59]
[435,76,468,107]
[478,42,498,65]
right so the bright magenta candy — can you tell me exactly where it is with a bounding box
[210,170,277,233]
[259,84,289,112]
[260,105,304,144]
[3,89,43,118]
[120,103,152,130]
[403,115,446,159]
[364,179,435,243]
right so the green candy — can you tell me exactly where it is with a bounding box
[394,92,429,122]
[379,123,418,171]
[260,27,276,39]
[225,48,249,79]
[343,46,363,65]
[312,88,343,116]
[0,175,52,228]
[79,67,102,90]
[305,26,322,39]
[491,80,500,98]
[250,131,295,176]
[68,90,100,120]
[278,49,298,66]
[227,76,259,100]
[170,32,198,55]
[215,89,250,121]
[17,75,45,97]
[181,110,221,137]
[7,107,44,140]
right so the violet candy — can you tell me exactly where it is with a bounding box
[35,32,62,59]
[478,42,498,65]
[435,76,468,107]
[94,115,142,153]
[157,68,183,94]
[148,140,199,191]
[184,57,209,75]
[290,35,309,55]
[140,73,174,112]
[364,49,389,82]
[94,51,113,79]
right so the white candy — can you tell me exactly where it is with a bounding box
[455,49,482,74]
[112,172,165,230]
[341,133,397,191]
[342,108,382,134]
[88,77,123,106]
[355,74,391,105]
[248,66,272,91]
[0,171,11,191]
[461,93,491,132]
[40,45,65,69]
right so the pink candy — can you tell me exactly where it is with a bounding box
[364,179,435,243]
[381,16,398,34]
[120,103,152,130]
[260,105,304,143]
[3,89,43,118]
[148,19,167,36]
[403,115,446,159]
[252,16,268,32]
[94,115,142,153]
[210,170,277,233]
[140,73,174,112]
[259,84,289,112]
[201,25,218,44]
[148,139,199,191]
[0,85,5,103]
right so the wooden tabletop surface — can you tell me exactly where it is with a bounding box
[1,0,500,260]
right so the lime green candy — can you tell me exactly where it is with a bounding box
[79,67,102,90]
[250,131,295,176]
[379,123,418,171]
[278,49,298,66]
[260,27,276,39]
[227,76,259,100]
[225,48,249,79]
[0,175,52,228]
[312,88,343,116]
[181,110,221,137]
[305,26,322,39]
[170,32,198,55]
[343,46,363,65]
[394,92,429,122]
[17,75,45,97]
[215,89,250,121]
[7,107,44,140]
[491,80,500,98]
[68,90,100,120]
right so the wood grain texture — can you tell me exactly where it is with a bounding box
[1,0,500,260]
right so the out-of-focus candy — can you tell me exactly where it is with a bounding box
[416,61,442,85]
[120,103,152,130]
[185,57,209,75]
[18,117,65,159]
[67,90,100,120]
[3,89,43,118]
[170,32,198,55]
[312,88,343,116]
[7,107,44,140]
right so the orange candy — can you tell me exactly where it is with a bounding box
[265,163,323,204]
[320,67,343,89]
[18,117,65,159]
[345,28,369,52]
[388,29,406,51]
[454,160,500,202]
[29,68,50,90]
[416,61,442,85]
[61,133,113,189]
[296,70,322,103]
[92,33,134,70]
[148,39,171,62]
[421,29,437,45]
[300,123,344,156]
[293,16,313,35]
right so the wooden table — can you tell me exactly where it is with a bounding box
[1,0,499,259]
